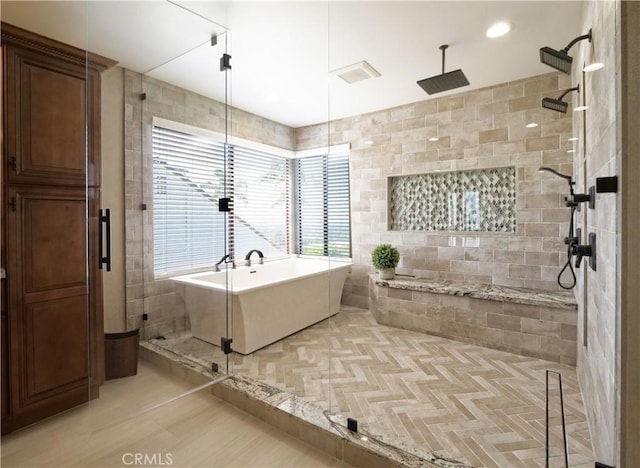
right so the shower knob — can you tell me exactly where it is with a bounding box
[572,244,592,268]
[571,233,597,271]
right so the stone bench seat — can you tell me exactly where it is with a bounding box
[369,275,578,365]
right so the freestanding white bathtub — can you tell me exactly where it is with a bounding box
[171,257,352,354]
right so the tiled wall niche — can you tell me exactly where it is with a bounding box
[389,166,516,232]
[297,72,575,308]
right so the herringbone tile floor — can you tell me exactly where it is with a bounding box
[152,306,593,467]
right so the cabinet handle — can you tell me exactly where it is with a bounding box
[8,157,17,171]
[98,209,111,272]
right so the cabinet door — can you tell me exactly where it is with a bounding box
[3,186,94,432]
[3,46,101,187]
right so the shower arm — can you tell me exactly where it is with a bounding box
[562,30,592,53]
[440,44,448,74]
[557,86,580,101]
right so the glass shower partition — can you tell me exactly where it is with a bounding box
[138,26,236,379]
[222,0,339,448]
[0,0,345,465]
[135,4,235,378]
[82,1,237,459]
[325,0,411,459]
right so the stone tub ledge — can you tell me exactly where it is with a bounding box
[372,276,577,310]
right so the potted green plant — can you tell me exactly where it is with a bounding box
[371,244,400,280]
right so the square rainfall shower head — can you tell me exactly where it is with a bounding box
[417,69,469,95]
[542,97,569,113]
[539,47,573,74]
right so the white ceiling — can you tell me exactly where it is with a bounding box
[1,1,584,128]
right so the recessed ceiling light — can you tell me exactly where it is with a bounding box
[266,93,280,102]
[525,122,539,128]
[568,137,579,141]
[567,149,576,153]
[486,22,511,38]
[428,137,439,142]
[584,62,604,72]
[364,140,374,145]
[574,105,589,112]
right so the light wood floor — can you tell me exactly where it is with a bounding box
[1,360,348,468]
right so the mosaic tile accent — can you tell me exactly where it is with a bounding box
[389,167,516,232]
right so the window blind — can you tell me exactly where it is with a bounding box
[296,156,326,256]
[295,150,351,257]
[326,151,351,257]
[233,146,289,259]
[152,124,290,277]
[152,126,228,277]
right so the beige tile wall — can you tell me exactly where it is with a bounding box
[123,70,295,339]
[297,72,575,309]
[572,0,620,464]
[124,70,577,341]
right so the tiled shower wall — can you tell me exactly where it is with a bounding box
[123,70,295,338]
[124,70,575,335]
[297,72,575,308]
[572,0,620,464]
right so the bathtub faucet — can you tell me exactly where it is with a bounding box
[214,254,236,272]
[244,249,264,267]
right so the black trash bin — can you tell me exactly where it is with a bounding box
[104,329,140,380]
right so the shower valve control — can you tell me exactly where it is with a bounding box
[572,244,591,267]
[572,232,596,271]
[564,192,591,207]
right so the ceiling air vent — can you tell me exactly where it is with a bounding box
[333,61,381,84]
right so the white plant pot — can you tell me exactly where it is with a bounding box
[379,268,396,280]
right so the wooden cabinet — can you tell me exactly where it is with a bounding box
[3,33,104,187]
[1,23,115,434]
